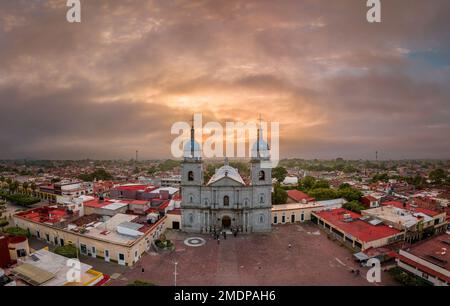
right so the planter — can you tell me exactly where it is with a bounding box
[151,240,175,254]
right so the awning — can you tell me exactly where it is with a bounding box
[353,252,370,261]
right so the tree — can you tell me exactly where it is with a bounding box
[204,163,219,183]
[3,193,39,206]
[272,167,288,183]
[4,227,29,237]
[272,184,288,204]
[405,175,426,189]
[30,182,37,195]
[78,169,113,182]
[313,179,330,189]
[339,183,351,189]
[343,200,366,213]
[229,162,250,177]
[8,181,19,194]
[0,219,9,231]
[298,176,316,191]
[429,169,446,185]
[307,188,339,201]
[147,166,158,176]
[371,173,389,183]
[158,159,181,172]
[22,182,29,193]
[338,187,362,202]
[54,244,78,258]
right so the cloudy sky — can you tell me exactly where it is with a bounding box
[0,0,449,160]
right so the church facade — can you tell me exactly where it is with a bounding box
[180,122,272,233]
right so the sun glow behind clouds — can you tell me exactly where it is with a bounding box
[0,0,449,159]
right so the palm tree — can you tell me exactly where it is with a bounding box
[9,181,19,194]
[22,182,29,194]
[30,182,37,196]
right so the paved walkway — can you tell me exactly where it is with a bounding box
[109,223,399,286]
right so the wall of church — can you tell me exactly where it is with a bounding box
[180,159,272,233]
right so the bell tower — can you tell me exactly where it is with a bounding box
[181,115,203,186]
[251,115,271,186]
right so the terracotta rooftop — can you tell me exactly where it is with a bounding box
[287,190,315,202]
[403,233,450,272]
[314,208,401,243]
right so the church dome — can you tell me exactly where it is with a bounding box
[183,139,202,159]
[207,164,245,185]
[251,132,270,159]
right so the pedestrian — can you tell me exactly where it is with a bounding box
[141,267,145,273]
[217,238,220,245]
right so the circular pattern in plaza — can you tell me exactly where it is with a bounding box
[184,237,206,247]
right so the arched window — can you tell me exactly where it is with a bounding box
[189,194,193,203]
[259,170,265,181]
[188,171,194,181]
[259,193,265,204]
[244,198,249,207]
[223,195,230,206]
[259,214,265,224]
[189,213,194,224]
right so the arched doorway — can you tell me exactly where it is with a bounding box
[222,216,231,229]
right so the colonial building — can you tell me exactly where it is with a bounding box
[181,121,272,233]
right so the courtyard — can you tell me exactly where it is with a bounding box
[109,222,399,286]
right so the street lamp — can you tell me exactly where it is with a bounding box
[174,261,178,286]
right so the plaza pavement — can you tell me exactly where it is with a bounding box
[109,222,399,286]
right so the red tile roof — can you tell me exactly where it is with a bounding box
[113,184,148,191]
[363,195,377,202]
[400,234,450,272]
[158,200,171,211]
[398,254,450,283]
[314,208,401,243]
[287,190,315,202]
[84,198,131,208]
[16,206,68,224]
